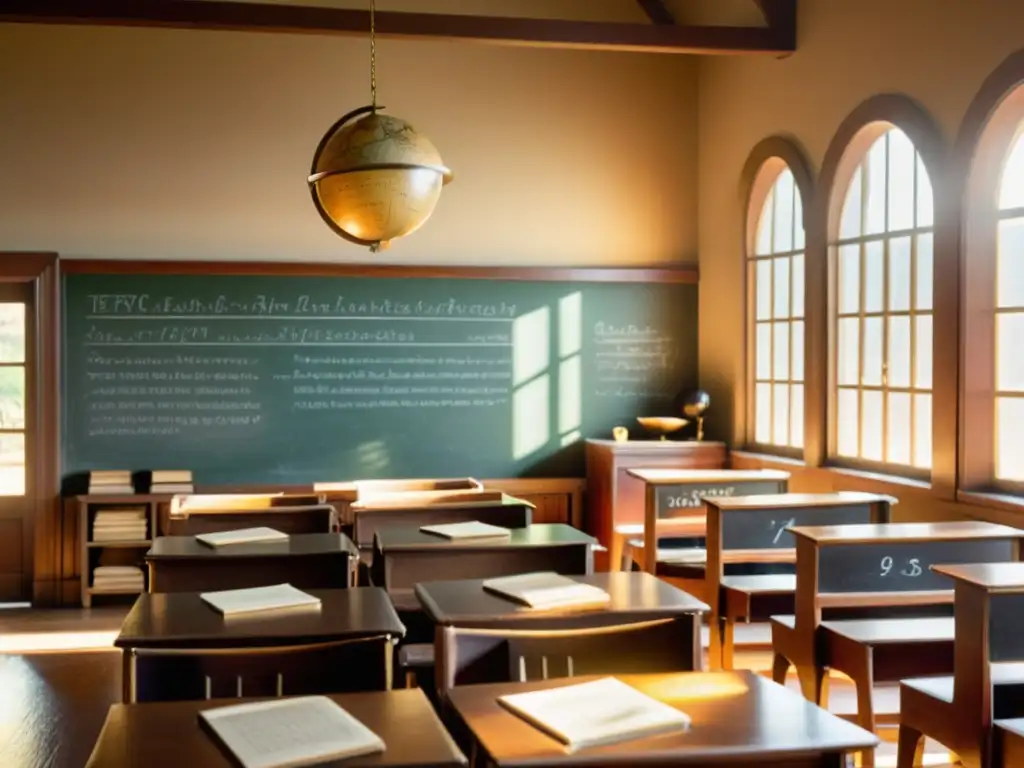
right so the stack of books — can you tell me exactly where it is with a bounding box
[87,470,135,495]
[150,469,194,494]
[91,507,148,542]
[92,565,145,593]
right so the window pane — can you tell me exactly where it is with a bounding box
[756,190,774,255]
[914,393,932,469]
[773,322,790,381]
[773,257,791,319]
[888,128,916,232]
[756,259,772,320]
[839,244,860,314]
[755,382,772,444]
[915,315,933,390]
[794,187,806,250]
[865,136,888,236]
[837,388,860,457]
[773,383,790,445]
[838,317,860,386]
[1000,135,1024,211]
[887,391,912,465]
[889,236,912,312]
[840,167,863,239]
[0,433,24,496]
[997,313,1024,392]
[864,240,885,313]
[862,390,884,461]
[0,367,25,429]
[789,384,804,448]
[773,170,795,253]
[916,233,934,310]
[0,304,25,364]
[996,397,1024,480]
[888,316,911,388]
[756,323,772,380]
[917,155,934,227]
[862,316,884,386]
[791,321,805,382]
[998,217,1024,309]
[792,254,805,318]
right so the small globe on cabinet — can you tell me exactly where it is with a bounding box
[308,106,453,251]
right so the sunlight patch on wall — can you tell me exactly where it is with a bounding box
[513,374,550,459]
[512,306,550,386]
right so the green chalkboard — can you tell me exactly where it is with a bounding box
[62,272,697,484]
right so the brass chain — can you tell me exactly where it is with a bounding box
[369,0,377,111]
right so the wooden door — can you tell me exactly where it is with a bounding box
[0,282,33,602]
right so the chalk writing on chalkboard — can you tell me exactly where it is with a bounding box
[663,486,737,510]
[593,321,676,401]
[879,556,923,577]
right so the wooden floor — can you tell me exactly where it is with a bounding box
[0,608,957,768]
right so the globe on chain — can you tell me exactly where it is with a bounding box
[308,106,453,251]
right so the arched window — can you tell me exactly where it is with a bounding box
[748,162,805,452]
[995,130,1024,481]
[831,127,934,472]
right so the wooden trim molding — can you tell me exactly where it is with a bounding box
[0,253,60,605]
[58,259,699,284]
[0,0,797,56]
[955,49,1024,495]
[738,136,816,456]
[814,95,953,494]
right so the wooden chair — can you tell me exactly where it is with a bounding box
[770,523,1023,768]
[126,635,396,703]
[622,468,790,577]
[899,563,1024,768]
[317,477,484,529]
[434,618,701,695]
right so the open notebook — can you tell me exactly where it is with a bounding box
[419,521,511,540]
[195,527,289,547]
[200,584,321,618]
[497,677,691,752]
[200,695,385,768]
[482,572,611,610]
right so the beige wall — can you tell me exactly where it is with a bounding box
[0,17,696,265]
[697,0,1024,445]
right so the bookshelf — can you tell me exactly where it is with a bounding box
[76,495,166,608]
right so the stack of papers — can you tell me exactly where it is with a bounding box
[195,527,289,548]
[91,508,148,542]
[419,521,511,540]
[200,584,321,618]
[92,565,145,593]
[482,572,611,610]
[200,695,385,768]
[497,677,691,752]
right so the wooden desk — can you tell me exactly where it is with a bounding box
[996,718,1024,768]
[145,532,358,593]
[899,562,1024,768]
[163,503,336,536]
[626,468,790,575]
[372,524,596,604]
[585,438,727,570]
[446,670,878,767]
[115,588,405,702]
[86,688,467,767]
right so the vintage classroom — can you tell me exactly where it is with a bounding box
[3,1,1024,767]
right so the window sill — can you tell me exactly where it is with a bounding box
[957,489,1024,515]
[823,465,931,492]
[730,450,808,468]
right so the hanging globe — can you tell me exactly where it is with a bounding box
[308,106,453,252]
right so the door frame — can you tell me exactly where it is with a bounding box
[0,253,59,604]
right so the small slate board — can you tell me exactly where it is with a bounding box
[654,479,784,516]
[988,592,1024,663]
[818,538,1015,594]
[721,503,873,551]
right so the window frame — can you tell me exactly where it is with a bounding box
[959,58,1024,499]
[741,138,815,461]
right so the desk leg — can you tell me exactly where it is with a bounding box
[121,650,132,704]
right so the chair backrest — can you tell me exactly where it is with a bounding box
[164,503,337,536]
[170,493,324,514]
[128,635,393,703]
[436,618,699,694]
[352,496,532,549]
[354,478,483,500]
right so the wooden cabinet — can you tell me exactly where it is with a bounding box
[584,439,727,570]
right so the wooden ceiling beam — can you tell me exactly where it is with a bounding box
[636,0,675,26]
[753,0,797,52]
[0,0,797,56]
